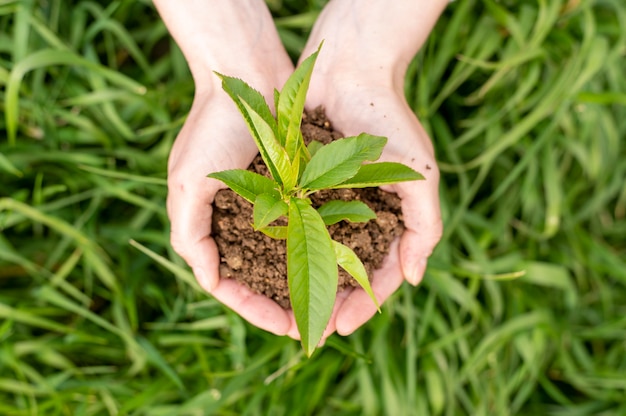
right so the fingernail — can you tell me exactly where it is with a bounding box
[193,267,214,293]
[409,258,428,286]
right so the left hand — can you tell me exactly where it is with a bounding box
[289,44,443,339]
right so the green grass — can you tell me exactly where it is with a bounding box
[1,0,625,414]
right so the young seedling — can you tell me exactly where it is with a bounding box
[208,45,424,356]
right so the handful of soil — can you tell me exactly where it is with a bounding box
[211,107,404,309]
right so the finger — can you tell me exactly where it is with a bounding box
[167,165,294,336]
[190,237,221,293]
[393,169,443,286]
[166,100,258,291]
[286,312,300,340]
[212,279,291,336]
[319,287,353,341]
[167,171,224,292]
[334,239,404,335]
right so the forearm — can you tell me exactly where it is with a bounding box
[306,0,448,89]
[153,0,292,94]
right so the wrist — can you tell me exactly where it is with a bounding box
[302,0,448,91]
[191,59,292,101]
[308,42,409,93]
[155,0,293,97]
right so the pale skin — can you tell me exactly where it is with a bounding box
[154,0,446,341]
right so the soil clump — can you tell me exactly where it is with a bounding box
[212,107,404,309]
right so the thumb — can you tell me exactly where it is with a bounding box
[167,174,223,293]
[394,167,442,286]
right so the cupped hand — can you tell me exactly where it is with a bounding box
[299,61,443,338]
[167,88,299,336]
[290,0,447,339]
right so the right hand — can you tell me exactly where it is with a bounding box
[167,88,297,336]
[154,0,301,338]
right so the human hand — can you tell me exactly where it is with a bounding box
[154,0,298,336]
[304,79,443,337]
[294,1,446,338]
[167,89,303,336]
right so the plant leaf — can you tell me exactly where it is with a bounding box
[290,145,302,186]
[217,73,277,137]
[253,193,288,230]
[296,145,311,180]
[332,162,424,189]
[299,134,387,190]
[0,152,22,177]
[273,88,280,117]
[217,74,291,187]
[307,140,323,158]
[332,241,380,312]
[278,44,321,160]
[317,200,376,225]
[207,169,278,203]
[287,198,337,357]
[259,226,288,240]
[240,100,296,190]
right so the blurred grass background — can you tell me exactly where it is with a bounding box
[1,0,625,414]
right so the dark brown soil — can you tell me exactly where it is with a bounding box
[212,107,404,309]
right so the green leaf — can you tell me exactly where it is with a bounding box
[278,44,321,160]
[239,100,296,190]
[217,73,277,138]
[273,88,280,116]
[5,49,146,145]
[253,193,288,230]
[207,169,279,204]
[259,226,288,240]
[217,74,290,187]
[307,140,323,158]
[138,336,185,391]
[332,162,424,189]
[290,145,303,186]
[0,151,22,177]
[332,241,380,312]
[287,198,337,357]
[299,134,387,190]
[295,145,311,180]
[317,200,376,225]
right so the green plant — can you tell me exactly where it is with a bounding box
[208,45,423,356]
[1,1,625,413]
